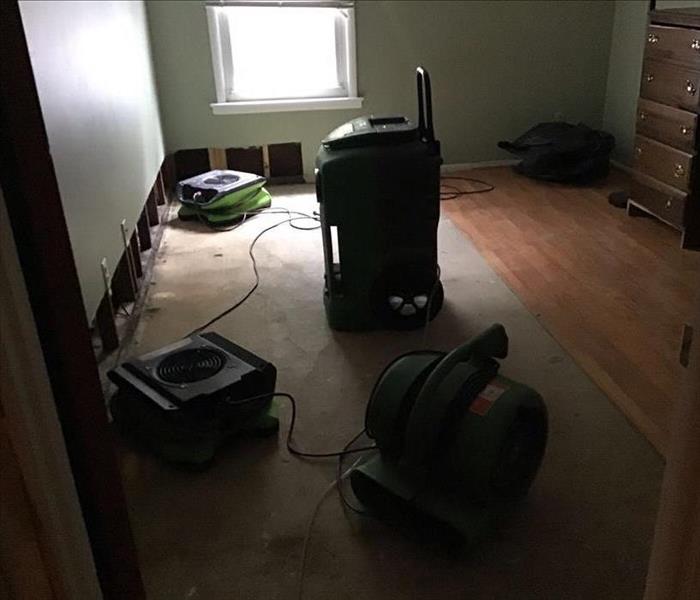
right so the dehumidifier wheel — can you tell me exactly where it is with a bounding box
[372,270,443,331]
[390,281,442,329]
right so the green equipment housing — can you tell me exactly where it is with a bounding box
[177,169,271,226]
[315,67,443,331]
[108,332,279,468]
[351,324,548,545]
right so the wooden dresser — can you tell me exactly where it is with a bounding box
[629,7,700,250]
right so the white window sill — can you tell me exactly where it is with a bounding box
[210,96,364,115]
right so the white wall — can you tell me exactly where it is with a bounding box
[19,0,165,319]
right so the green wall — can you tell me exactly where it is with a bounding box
[20,1,165,319]
[146,0,614,178]
[603,0,700,164]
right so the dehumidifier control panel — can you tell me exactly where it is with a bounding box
[322,116,418,149]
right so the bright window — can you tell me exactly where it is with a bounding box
[206,1,361,114]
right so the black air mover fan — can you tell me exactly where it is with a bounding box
[350,324,548,545]
[108,332,278,466]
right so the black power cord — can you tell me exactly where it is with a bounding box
[186,208,320,336]
[440,175,494,200]
[274,392,376,458]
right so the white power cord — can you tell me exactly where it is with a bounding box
[297,454,369,600]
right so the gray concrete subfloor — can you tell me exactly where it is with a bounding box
[119,185,663,600]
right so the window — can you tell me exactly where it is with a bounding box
[206,1,362,114]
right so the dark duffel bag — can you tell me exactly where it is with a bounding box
[498,122,615,184]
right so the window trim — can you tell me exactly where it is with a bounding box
[205,1,362,114]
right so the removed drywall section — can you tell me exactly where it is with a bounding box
[19,0,165,319]
[146,0,614,179]
[603,0,700,164]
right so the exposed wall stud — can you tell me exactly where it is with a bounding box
[208,147,227,170]
[120,220,137,291]
[262,144,271,179]
[129,231,143,279]
[157,171,168,205]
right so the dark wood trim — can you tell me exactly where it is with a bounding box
[267,142,305,184]
[226,146,265,176]
[160,154,177,202]
[0,3,146,598]
[136,209,152,251]
[173,148,210,181]
[111,255,136,307]
[155,172,165,206]
[146,188,159,225]
[96,294,119,352]
[650,8,700,30]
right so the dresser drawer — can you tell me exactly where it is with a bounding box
[629,176,689,230]
[637,98,697,152]
[640,59,700,111]
[645,24,700,68]
[633,134,694,191]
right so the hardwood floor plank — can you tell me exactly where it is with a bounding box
[443,167,700,455]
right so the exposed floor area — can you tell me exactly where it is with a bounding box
[117,184,663,600]
[443,167,700,455]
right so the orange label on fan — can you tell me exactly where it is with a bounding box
[470,383,507,416]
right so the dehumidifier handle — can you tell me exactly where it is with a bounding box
[400,324,509,474]
[416,66,434,143]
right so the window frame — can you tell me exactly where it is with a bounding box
[205,0,362,114]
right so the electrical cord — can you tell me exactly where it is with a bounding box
[222,390,376,458]
[439,175,494,200]
[186,208,320,336]
[337,430,374,516]
[297,452,367,600]
[275,392,377,458]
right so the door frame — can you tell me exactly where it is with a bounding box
[0,2,145,598]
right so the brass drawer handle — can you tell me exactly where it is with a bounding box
[645,73,655,83]
[639,111,648,121]
[687,80,697,95]
[665,200,673,208]
[681,125,692,135]
[692,39,700,51]
[648,32,659,44]
[674,164,686,178]
[635,146,643,157]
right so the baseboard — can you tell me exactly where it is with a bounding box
[611,159,635,175]
[441,159,518,173]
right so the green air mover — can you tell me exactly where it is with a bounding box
[108,332,279,467]
[315,67,443,331]
[177,170,272,226]
[351,324,548,545]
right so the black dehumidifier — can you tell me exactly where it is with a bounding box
[350,324,548,545]
[108,332,278,466]
[315,67,443,331]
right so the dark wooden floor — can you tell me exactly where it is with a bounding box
[443,167,700,455]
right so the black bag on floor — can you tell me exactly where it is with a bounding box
[498,122,615,184]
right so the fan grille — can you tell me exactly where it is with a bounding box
[157,348,226,384]
[204,173,239,185]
